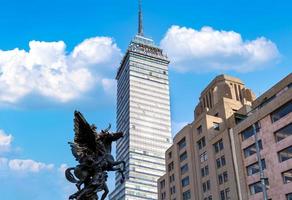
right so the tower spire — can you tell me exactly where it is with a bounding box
[138,0,144,36]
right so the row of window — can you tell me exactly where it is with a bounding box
[241,101,291,141]
[244,141,292,164]
[242,122,292,144]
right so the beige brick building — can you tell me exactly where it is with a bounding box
[158,74,292,200]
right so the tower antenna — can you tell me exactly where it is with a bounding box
[138,0,144,36]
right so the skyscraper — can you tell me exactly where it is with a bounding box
[109,1,172,199]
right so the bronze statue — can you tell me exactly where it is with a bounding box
[65,111,125,200]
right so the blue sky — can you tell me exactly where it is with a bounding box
[0,0,291,199]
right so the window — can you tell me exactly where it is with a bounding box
[223,171,228,182]
[249,180,269,195]
[218,174,223,185]
[246,159,266,176]
[225,188,230,200]
[287,193,292,200]
[197,137,206,150]
[182,190,191,200]
[161,192,166,200]
[275,123,292,142]
[271,101,292,123]
[278,146,292,162]
[214,139,224,153]
[168,162,174,171]
[282,169,292,184]
[180,151,188,162]
[244,140,263,158]
[170,174,175,182]
[220,190,225,200]
[241,122,260,140]
[201,165,209,177]
[181,164,188,175]
[182,176,190,187]
[220,188,230,200]
[202,180,211,192]
[218,171,228,184]
[200,151,208,163]
[216,155,226,168]
[235,113,247,124]
[170,186,176,195]
[160,180,165,189]
[213,122,220,131]
[207,180,211,190]
[197,125,202,134]
[178,138,186,150]
[168,151,172,159]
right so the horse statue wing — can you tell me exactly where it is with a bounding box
[70,111,97,162]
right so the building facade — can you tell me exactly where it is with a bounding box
[158,74,292,200]
[110,2,172,199]
[158,75,256,200]
[231,73,292,200]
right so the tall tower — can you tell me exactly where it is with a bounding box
[109,1,172,199]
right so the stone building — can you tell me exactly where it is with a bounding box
[158,73,292,200]
[231,73,292,200]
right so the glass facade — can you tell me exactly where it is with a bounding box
[110,35,172,200]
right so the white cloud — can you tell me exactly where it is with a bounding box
[0,129,13,152]
[8,159,54,172]
[160,26,280,72]
[0,37,122,104]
